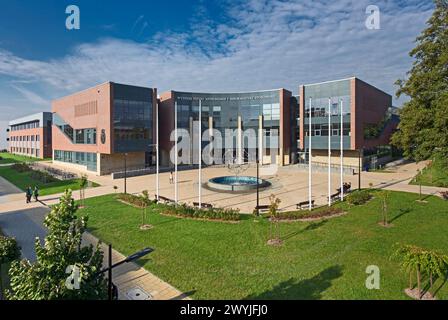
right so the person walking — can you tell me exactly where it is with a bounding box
[26,186,32,204]
[169,171,174,184]
[33,186,39,202]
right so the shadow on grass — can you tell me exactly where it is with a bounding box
[282,220,328,241]
[245,265,343,300]
[389,208,411,224]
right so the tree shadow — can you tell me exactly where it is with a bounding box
[389,208,411,224]
[170,290,197,300]
[245,265,343,300]
[282,220,328,241]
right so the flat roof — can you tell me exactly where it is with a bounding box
[9,112,53,127]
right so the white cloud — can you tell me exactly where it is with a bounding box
[11,85,49,106]
[0,0,434,105]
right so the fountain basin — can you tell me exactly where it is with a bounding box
[207,176,271,192]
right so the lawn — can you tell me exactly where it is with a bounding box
[0,166,99,197]
[0,153,48,165]
[410,158,448,188]
[80,191,448,300]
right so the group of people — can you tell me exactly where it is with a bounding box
[26,186,39,203]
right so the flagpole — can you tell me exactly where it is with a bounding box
[328,98,332,207]
[156,98,159,201]
[309,97,313,211]
[340,99,344,202]
[175,101,178,204]
[198,99,202,208]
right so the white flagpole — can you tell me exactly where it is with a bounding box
[328,98,332,207]
[198,100,202,208]
[309,97,313,211]
[156,98,160,201]
[340,99,344,202]
[175,101,178,204]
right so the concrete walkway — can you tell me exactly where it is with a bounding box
[0,178,190,300]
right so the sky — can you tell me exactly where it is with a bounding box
[0,0,436,149]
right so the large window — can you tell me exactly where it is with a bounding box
[54,150,97,172]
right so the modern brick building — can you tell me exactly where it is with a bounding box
[51,82,157,175]
[159,89,293,166]
[298,77,399,169]
[7,112,53,159]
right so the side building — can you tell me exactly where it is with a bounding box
[52,82,156,175]
[7,112,53,159]
[298,77,399,170]
[159,89,293,167]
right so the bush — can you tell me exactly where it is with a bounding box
[440,191,448,200]
[163,204,240,222]
[29,170,58,184]
[117,193,154,208]
[11,163,31,173]
[346,190,372,206]
[275,207,344,221]
[0,236,21,264]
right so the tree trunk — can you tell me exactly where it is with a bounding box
[409,271,413,289]
[417,267,421,299]
[430,272,433,290]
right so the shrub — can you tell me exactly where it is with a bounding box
[11,163,31,173]
[163,204,240,222]
[117,193,154,208]
[346,190,372,206]
[440,191,448,200]
[29,170,58,183]
[275,207,344,221]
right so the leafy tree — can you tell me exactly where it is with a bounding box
[392,244,448,299]
[392,1,448,161]
[0,236,21,298]
[6,190,107,300]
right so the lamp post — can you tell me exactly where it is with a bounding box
[358,149,362,191]
[340,99,344,202]
[148,144,159,201]
[328,98,332,207]
[97,246,154,300]
[124,153,128,194]
[198,99,202,208]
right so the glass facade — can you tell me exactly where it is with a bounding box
[303,79,352,150]
[174,90,281,163]
[113,84,154,153]
[54,150,97,172]
[53,113,96,145]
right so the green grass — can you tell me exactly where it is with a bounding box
[410,159,448,188]
[0,152,49,165]
[80,191,448,300]
[0,166,99,197]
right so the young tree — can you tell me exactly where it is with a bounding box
[139,190,153,230]
[267,194,282,246]
[379,190,390,227]
[6,191,107,300]
[79,175,88,208]
[392,1,448,161]
[392,244,448,299]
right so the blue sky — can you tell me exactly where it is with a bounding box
[0,0,435,148]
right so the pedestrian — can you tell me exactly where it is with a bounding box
[33,186,39,202]
[26,186,32,204]
[169,171,174,184]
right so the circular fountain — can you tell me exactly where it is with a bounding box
[207,176,271,192]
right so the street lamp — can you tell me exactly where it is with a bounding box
[123,153,128,194]
[148,144,159,201]
[358,148,363,191]
[97,246,154,300]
